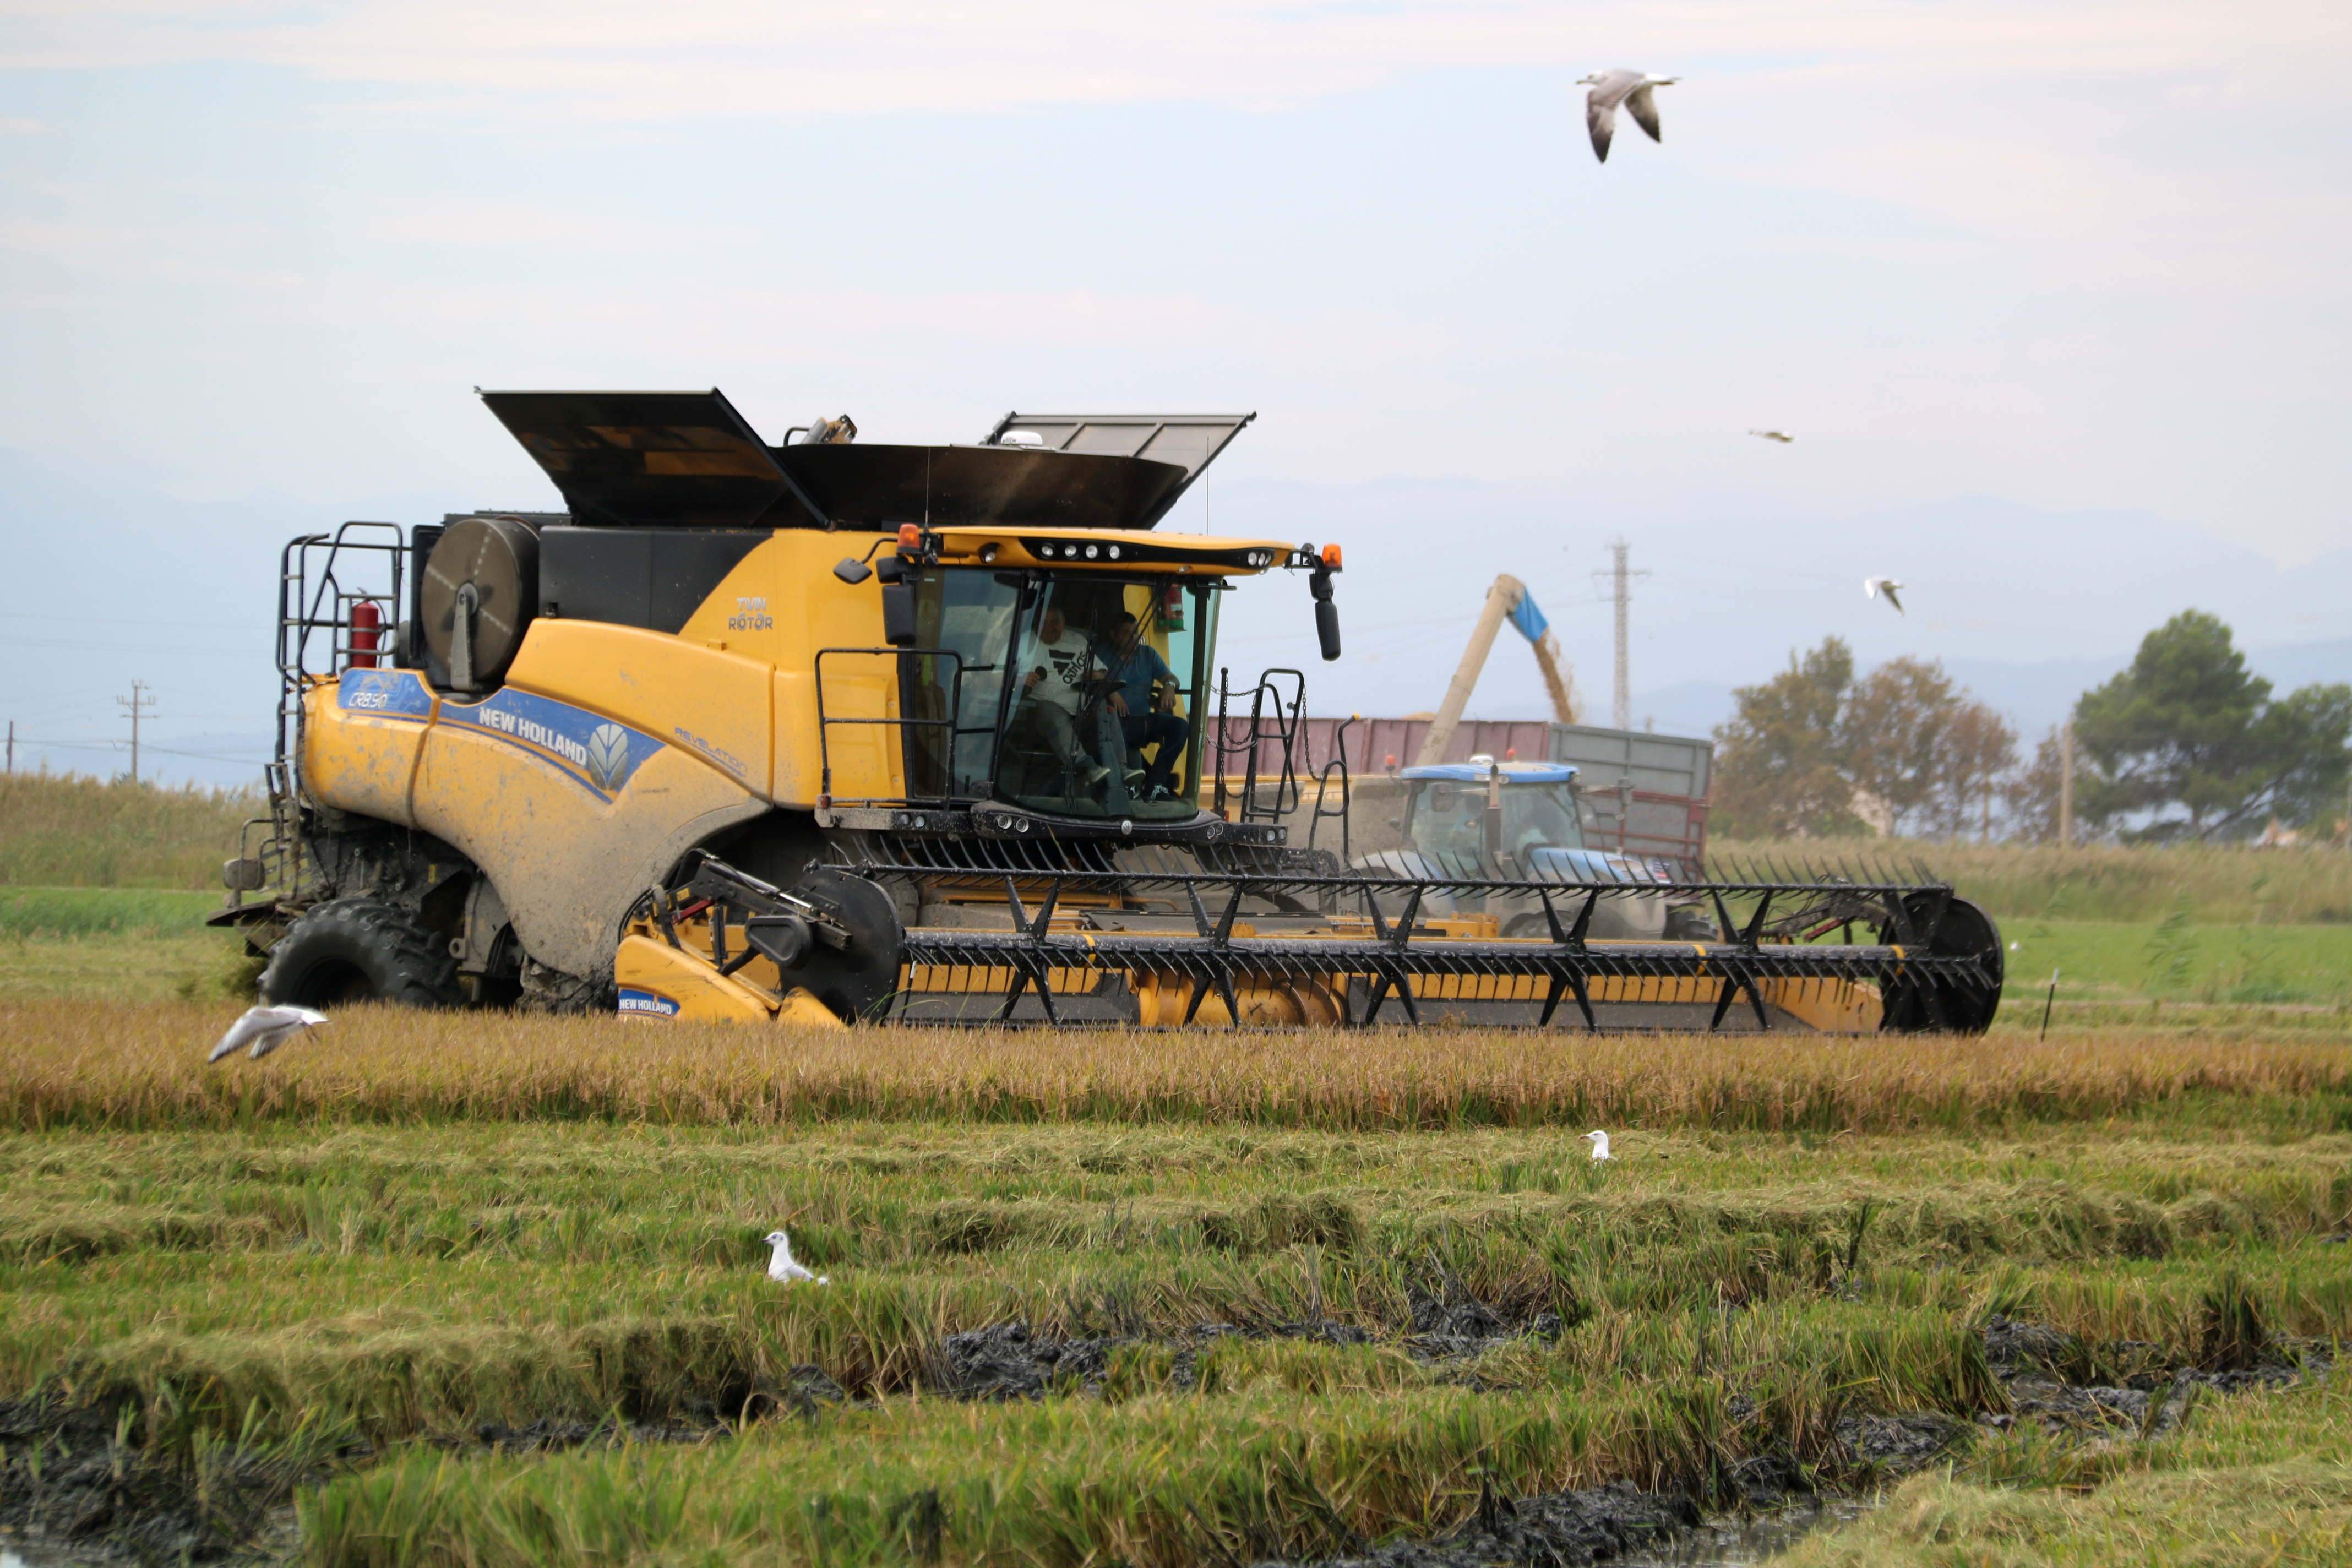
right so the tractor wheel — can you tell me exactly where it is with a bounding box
[259,898,460,1009]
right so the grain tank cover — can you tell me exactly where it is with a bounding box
[484,389,1207,531]
[774,442,1189,531]
[481,390,814,530]
[982,412,1255,529]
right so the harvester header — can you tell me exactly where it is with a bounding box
[213,388,2002,1035]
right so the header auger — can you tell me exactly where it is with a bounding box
[215,388,2003,1033]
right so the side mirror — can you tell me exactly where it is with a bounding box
[1315,598,1342,662]
[1309,567,1341,661]
[880,582,917,646]
[833,558,873,584]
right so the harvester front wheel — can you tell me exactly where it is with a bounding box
[259,898,461,1009]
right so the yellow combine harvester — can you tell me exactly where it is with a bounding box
[215,389,2003,1032]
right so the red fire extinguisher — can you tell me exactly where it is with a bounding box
[350,600,384,668]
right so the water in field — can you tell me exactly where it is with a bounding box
[1616,1497,1879,1565]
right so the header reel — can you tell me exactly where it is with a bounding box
[633,840,2003,1034]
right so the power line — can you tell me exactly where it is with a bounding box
[0,635,258,658]
[9,734,269,763]
[0,611,255,631]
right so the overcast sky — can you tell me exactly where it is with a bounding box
[4,1,2348,778]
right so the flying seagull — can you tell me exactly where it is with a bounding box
[1749,429,1795,444]
[207,1004,328,1063]
[764,1230,830,1286]
[1578,70,1679,162]
[1864,577,1905,615]
[1585,1129,1611,1162]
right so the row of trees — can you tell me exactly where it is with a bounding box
[1711,611,2352,843]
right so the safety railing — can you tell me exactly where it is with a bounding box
[269,522,407,901]
[1304,714,1357,861]
[812,646,975,811]
[1210,667,1306,825]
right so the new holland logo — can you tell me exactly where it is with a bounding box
[440,688,657,798]
[617,987,682,1019]
[585,723,631,793]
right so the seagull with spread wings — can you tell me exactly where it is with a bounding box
[1579,70,1679,162]
[207,1005,328,1063]
[1865,577,1905,615]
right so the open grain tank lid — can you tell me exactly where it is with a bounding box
[480,389,1231,531]
[481,390,808,530]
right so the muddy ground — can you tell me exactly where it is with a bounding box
[0,1391,310,1566]
[927,1288,1558,1401]
[0,1301,2323,1567]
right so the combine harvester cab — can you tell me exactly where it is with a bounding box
[216,389,2003,1034]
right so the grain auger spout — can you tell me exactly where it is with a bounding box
[218,386,2000,1034]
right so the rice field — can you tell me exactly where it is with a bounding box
[9,999,2352,1134]
[5,807,2351,1564]
[2,996,2350,1565]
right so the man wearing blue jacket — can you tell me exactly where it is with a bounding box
[1100,611,1191,800]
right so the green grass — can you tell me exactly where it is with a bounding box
[1781,1378,2352,1566]
[1718,839,2352,925]
[2006,918,2352,1009]
[0,886,254,1003]
[0,885,221,939]
[3,1112,2350,1565]
[0,886,254,1004]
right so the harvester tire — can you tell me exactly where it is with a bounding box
[259,898,461,1009]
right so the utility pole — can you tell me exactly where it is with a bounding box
[1591,539,1648,733]
[117,680,155,783]
[2057,720,2075,848]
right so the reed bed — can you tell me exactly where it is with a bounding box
[0,772,260,890]
[8,1000,2352,1134]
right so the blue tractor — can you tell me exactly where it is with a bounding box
[1351,758,1714,940]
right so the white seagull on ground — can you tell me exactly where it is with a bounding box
[764,1230,830,1286]
[1864,577,1905,615]
[1578,70,1679,162]
[1585,1130,1612,1162]
[207,1004,328,1063]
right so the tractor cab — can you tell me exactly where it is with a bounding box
[1361,756,1691,939]
[1398,759,1591,865]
